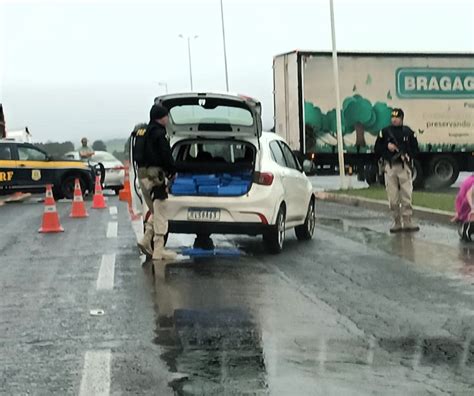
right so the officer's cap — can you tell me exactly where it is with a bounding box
[150,104,169,121]
[391,108,404,119]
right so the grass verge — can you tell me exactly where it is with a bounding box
[332,186,456,212]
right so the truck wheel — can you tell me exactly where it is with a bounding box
[364,164,378,185]
[263,205,286,254]
[427,156,459,188]
[412,160,424,189]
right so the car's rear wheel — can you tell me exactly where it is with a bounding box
[61,175,86,200]
[295,198,316,241]
[263,204,286,254]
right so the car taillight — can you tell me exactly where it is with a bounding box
[113,166,125,170]
[254,172,274,186]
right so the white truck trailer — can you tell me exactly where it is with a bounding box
[273,51,474,187]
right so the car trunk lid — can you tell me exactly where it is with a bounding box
[157,93,262,142]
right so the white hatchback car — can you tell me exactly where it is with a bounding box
[63,150,125,194]
[134,93,316,253]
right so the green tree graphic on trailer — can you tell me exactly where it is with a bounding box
[304,94,393,151]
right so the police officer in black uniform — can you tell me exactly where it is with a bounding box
[135,104,177,260]
[374,108,420,233]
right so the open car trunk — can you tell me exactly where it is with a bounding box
[171,139,256,197]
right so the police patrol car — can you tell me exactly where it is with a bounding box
[0,140,97,199]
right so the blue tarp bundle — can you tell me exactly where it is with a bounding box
[171,172,252,197]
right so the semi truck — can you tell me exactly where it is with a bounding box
[273,51,474,188]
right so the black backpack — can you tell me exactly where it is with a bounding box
[131,123,148,166]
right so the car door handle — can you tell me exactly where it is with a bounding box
[19,164,26,167]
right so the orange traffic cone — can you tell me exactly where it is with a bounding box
[119,161,132,203]
[92,175,107,209]
[70,178,88,218]
[39,184,64,233]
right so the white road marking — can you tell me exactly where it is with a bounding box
[367,336,376,365]
[79,350,111,396]
[106,222,118,238]
[131,219,143,242]
[109,206,118,215]
[96,254,116,290]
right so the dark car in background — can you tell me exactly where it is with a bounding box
[0,140,97,199]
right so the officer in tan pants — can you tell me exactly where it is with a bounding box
[375,108,420,233]
[133,104,177,260]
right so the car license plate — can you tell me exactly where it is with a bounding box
[187,208,221,221]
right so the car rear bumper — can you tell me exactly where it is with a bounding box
[169,220,269,236]
[104,171,124,189]
[166,184,282,225]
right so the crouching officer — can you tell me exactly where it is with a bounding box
[134,104,177,260]
[374,108,420,233]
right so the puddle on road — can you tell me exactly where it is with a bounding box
[146,258,474,394]
[318,217,474,282]
[156,308,268,395]
[150,259,269,395]
[378,336,474,368]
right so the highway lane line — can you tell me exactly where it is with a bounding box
[106,221,118,238]
[109,206,118,215]
[96,254,116,290]
[79,350,111,396]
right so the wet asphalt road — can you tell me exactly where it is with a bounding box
[1,195,474,395]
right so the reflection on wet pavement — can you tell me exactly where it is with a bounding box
[378,336,474,369]
[318,216,474,283]
[151,260,268,395]
[146,252,474,395]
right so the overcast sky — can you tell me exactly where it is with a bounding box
[1,0,473,144]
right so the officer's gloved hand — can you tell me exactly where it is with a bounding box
[151,184,168,201]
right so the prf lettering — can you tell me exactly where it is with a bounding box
[0,171,14,182]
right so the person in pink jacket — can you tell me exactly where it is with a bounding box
[453,175,474,241]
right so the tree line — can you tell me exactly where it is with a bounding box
[35,140,129,162]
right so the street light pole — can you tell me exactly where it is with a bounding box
[179,34,198,91]
[220,0,229,91]
[329,0,347,189]
[187,37,193,91]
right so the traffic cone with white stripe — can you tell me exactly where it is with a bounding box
[70,178,88,218]
[119,160,132,203]
[92,175,107,209]
[39,184,64,233]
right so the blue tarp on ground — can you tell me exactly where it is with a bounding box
[181,247,242,257]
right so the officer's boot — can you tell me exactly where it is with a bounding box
[137,226,154,258]
[153,235,177,261]
[389,217,403,233]
[402,216,420,232]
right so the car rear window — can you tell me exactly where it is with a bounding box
[169,104,253,127]
[269,141,286,167]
